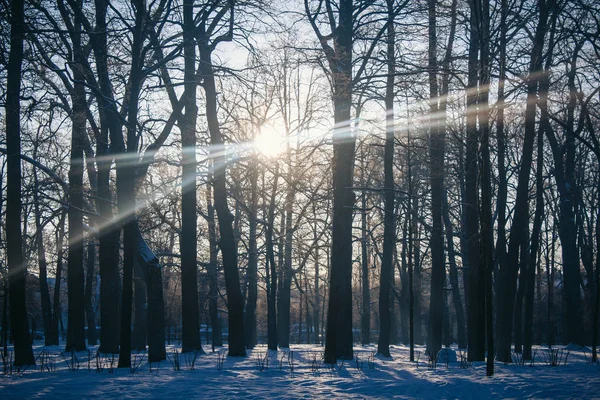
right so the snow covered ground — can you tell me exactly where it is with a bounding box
[1,343,599,399]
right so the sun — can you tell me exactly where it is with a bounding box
[254,126,285,157]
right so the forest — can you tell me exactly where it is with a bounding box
[1,0,599,383]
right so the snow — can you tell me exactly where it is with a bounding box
[1,343,599,399]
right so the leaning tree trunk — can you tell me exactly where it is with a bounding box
[5,0,34,365]
[201,44,246,357]
[523,127,544,360]
[496,0,551,363]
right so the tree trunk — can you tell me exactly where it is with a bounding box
[33,168,55,346]
[465,0,483,362]
[243,166,257,348]
[180,0,201,353]
[442,193,466,349]
[377,0,396,358]
[65,1,87,352]
[266,165,280,351]
[93,0,121,356]
[322,0,355,363]
[6,0,34,365]
[427,0,445,359]
[361,187,370,345]
[477,0,494,374]
[200,43,246,357]
[523,128,545,360]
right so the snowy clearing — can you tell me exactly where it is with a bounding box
[1,343,599,399]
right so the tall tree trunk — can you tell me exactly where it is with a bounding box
[6,0,34,365]
[65,0,87,352]
[94,0,121,356]
[477,0,494,375]
[495,0,508,292]
[438,0,463,350]
[465,0,483,362]
[378,0,396,357]
[321,0,355,363]
[427,0,445,359]
[180,0,201,353]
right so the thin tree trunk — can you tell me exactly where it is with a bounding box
[477,0,494,375]
[243,164,258,349]
[442,193,466,349]
[523,127,545,360]
[266,165,280,351]
[33,167,55,346]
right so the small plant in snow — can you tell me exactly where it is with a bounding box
[183,351,200,370]
[310,352,321,373]
[279,351,287,370]
[216,351,225,371]
[457,351,471,369]
[367,352,376,370]
[61,349,81,372]
[37,349,56,373]
[167,349,181,371]
[542,348,570,367]
[354,354,363,371]
[511,351,525,366]
[130,351,145,374]
[255,351,269,371]
[427,351,437,370]
[288,351,295,372]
